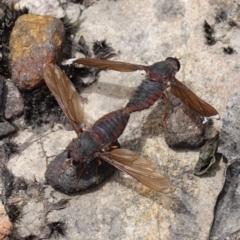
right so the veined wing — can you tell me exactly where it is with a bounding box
[64,58,148,72]
[43,63,84,135]
[170,77,219,117]
[100,148,175,193]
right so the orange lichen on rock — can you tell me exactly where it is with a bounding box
[0,205,13,240]
[10,14,65,90]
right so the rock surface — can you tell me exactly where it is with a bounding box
[164,104,205,148]
[15,0,65,18]
[0,121,15,138]
[218,93,240,161]
[0,76,4,121]
[210,93,240,239]
[10,14,65,90]
[2,0,240,239]
[4,81,24,119]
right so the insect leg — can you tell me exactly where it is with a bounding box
[95,157,102,184]
[163,91,170,135]
[72,162,87,190]
[60,158,73,174]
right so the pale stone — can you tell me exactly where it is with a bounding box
[4,0,240,239]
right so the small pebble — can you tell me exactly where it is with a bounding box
[164,105,205,148]
[4,81,24,119]
[10,14,65,90]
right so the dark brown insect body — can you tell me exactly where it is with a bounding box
[43,54,219,193]
[126,79,164,112]
[69,57,218,117]
[43,64,174,193]
[126,58,178,112]
[69,108,130,165]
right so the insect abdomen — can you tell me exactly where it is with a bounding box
[126,79,164,112]
[92,109,130,145]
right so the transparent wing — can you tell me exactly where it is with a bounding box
[170,77,219,117]
[100,149,175,193]
[66,58,148,72]
[43,63,84,135]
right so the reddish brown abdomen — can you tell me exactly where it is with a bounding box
[92,109,130,145]
[126,79,164,112]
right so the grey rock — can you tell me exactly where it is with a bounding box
[45,141,116,194]
[164,104,205,148]
[4,81,24,120]
[210,160,240,239]
[210,93,240,239]
[0,76,4,121]
[0,121,16,138]
[218,93,240,161]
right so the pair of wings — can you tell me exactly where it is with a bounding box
[67,58,219,117]
[43,63,175,193]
